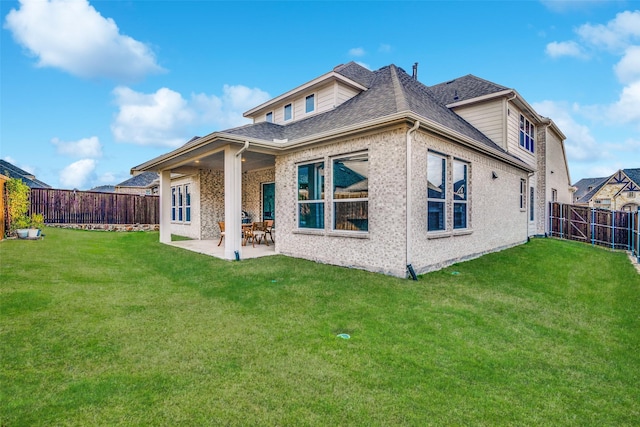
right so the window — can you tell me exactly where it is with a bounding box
[297,161,324,229]
[551,188,558,202]
[453,160,468,229]
[284,103,292,121]
[265,112,273,123]
[333,152,368,231]
[519,114,535,153]
[177,186,184,222]
[520,179,526,210]
[305,94,315,113]
[171,187,176,221]
[529,186,535,221]
[629,191,636,198]
[185,184,191,222]
[428,153,446,231]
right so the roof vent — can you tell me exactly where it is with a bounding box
[412,62,419,80]
[453,90,459,101]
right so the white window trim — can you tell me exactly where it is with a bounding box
[427,153,472,234]
[296,160,325,230]
[519,114,535,154]
[305,93,316,115]
[171,184,191,224]
[331,151,369,234]
[453,158,469,230]
[284,103,293,122]
[520,179,527,211]
[265,111,273,123]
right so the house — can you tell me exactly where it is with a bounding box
[89,185,116,193]
[573,168,640,212]
[131,62,573,277]
[0,159,51,189]
[115,171,159,195]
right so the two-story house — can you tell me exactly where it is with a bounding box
[131,62,572,277]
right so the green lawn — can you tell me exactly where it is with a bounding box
[1,228,639,426]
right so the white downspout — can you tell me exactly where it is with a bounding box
[406,120,420,278]
[236,140,250,158]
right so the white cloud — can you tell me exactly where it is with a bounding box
[614,45,640,84]
[607,80,640,125]
[98,172,117,184]
[348,47,366,57]
[576,10,640,52]
[533,100,605,162]
[3,0,163,81]
[378,43,392,53]
[545,41,586,59]
[111,85,271,148]
[51,136,102,158]
[59,159,96,189]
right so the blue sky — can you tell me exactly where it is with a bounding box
[1,0,639,190]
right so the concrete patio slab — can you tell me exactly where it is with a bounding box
[167,239,277,260]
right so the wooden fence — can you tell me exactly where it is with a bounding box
[30,188,159,225]
[549,202,639,260]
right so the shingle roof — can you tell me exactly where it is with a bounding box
[0,159,51,188]
[624,168,640,186]
[90,185,116,193]
[572,177,608,203]
[429,74,509,105]
[334,61,376,88]
[225,64,521,164]
[116,171,159,188]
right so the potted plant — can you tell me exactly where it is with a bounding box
[28,213,44,238]
[13,216,30,239]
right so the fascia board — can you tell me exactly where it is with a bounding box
[243,72,368,117]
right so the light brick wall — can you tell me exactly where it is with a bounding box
[275,127,408,277]
[410,129,529,274]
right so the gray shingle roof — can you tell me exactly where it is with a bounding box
[116,171,159,188]
[225,64,519,163]
[429,74,509,105]
[333,61,376,88]
[624,168,640,186]
[572,177,608,203]
[0,159,51,188]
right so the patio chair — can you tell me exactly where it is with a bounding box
[217,221,225,246]
[264,220,274,243]
[242,223,254,246]
[250,221,268,247]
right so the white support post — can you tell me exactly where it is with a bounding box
[224,145,243,260]
[159,170,172,243]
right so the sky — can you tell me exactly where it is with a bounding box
[1,0,639,190]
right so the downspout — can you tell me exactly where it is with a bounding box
[236,140,250,157]
[406,120,420,280]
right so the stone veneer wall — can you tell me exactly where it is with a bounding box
[275,127,408,277]
[198,167,276,240]
[409,129,530,275]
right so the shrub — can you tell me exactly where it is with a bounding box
[5,178,30,233]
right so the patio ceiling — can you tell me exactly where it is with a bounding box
[172,150,275,174]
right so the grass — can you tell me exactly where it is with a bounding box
[1,227,639,426]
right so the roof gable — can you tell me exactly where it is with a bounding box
[429,75,509,105]
[0,159,51,188]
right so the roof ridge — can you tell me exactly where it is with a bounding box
[389,65,410,112]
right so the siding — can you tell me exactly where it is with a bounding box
[506,104,536,167]
[452,100,505,149]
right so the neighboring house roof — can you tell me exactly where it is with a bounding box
[90,185,116,193]
[116,171,159,188]
[429,74,509,105]
[572,177,608,203]
[572,168,640,203]
[0,159,51,188]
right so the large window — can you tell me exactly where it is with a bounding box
[333,152,368,231]
[284,103,292,121]
[297,161,324,229]
[519,114,535,153]
[453,160,468,229]
[428,153,446,231]
[305,94,315,113]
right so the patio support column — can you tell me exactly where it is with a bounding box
[159,169,172,243]
[224,145,243,259]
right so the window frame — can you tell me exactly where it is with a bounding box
[519,114,535,153]
[184,184,191,223]
[265,111,273,123]
[427,152,447,232]
[305,94,316,114]
[331,151,369,233]
[171,187,176,221]
[296,160,325,230]
[284,103,293,121]
[453,159,469,230]
[520,179,526,210]
[529,186,535,222]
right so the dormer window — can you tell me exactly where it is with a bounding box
[305,94,315,114]
[284,103,292,121]
[519,114,535,153]
[265,112,273,123]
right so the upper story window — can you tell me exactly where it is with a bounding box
[284,104,292,121]
[305,94,315,114]
[520,114,535,153]
[332,152,369,232]
[265,112,273,123]
[297,161,325,229]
